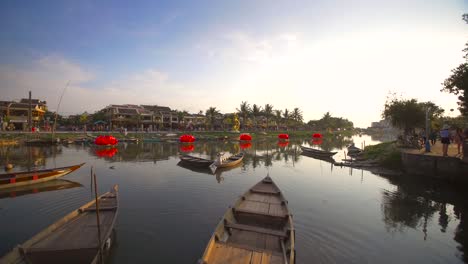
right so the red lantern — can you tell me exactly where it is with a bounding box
[240,134,252,141]
[180,144,195,152]
[96,148,118,157]
[180,134,195,143]
[277,141,289,147]
[312,133,323,138]
[240,142,252,149]
[278,134,289,140]
[312,138,323,145]
[95,135,118,145]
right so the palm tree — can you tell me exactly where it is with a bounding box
[205,107,220,131]
[274,110,282,130]
[176,110,188,130]
[236,101,251,130]
[291,107,303,130]
[251,104,262,130]
[283,109,290,130]
[264,104,273,130]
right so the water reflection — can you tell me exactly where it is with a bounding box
[381,175,468,262]
[0,145,62,171]
[0,179,82,199]
[1,135,468,263]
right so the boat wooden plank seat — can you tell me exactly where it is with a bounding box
[226,229,282,253]
[243,193,283,205]
[27,212,115,251]
[237,201,288,218]
[225,222,287,238]
[203,242,283,264]
[82,206,118,212]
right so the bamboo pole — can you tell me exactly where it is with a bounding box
[92,167,104,264]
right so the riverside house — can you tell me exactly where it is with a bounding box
[0,99,47,131]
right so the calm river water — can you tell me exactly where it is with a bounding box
[0,135,467,263]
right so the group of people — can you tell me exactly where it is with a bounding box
[439,125,467,157]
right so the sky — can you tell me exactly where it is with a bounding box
[1,0,467,127]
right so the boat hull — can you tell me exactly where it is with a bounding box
[0,163,85,190]
[0,185,119,264]
[200,176,295,264]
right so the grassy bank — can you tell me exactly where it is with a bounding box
[362,141,402,169]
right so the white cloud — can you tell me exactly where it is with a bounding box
[0,56,186,115]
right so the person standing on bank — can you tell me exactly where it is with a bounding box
[440,124,451,157]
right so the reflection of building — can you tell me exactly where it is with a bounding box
[0,99,47,130]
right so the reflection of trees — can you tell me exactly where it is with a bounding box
[0,145,62,171]
[381,189,439,235]
[300,135,353,152]
[380,175,468,262]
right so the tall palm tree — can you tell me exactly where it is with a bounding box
[274,110,282,130]
[176,110,188,130]
[291,107,303,130]
[283,109,290,130]
[251,104,262,130]
[264,104,273,130]
[205,107,220,131]
[236,101,251,130]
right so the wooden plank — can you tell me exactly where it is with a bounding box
[225,222,286,238]
[268,204,287,217]
[238,201,269,215]
[250,252,263,264]
[206,242,253,264]
[264,235,281,252]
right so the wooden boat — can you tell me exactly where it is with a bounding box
[199,176,295,264]
[0,179,82,200]
[300,146,337,157]
[25,138,60,145]
[179,155,214,167]
[300,151,336,163]
[0,185,119,264]
[209,152,245,173]
[0,163,85,190]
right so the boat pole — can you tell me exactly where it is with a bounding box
[92,167,104,264]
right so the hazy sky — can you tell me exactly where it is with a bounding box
[1,0,467,127]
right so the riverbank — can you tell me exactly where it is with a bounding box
[0,130,354,142]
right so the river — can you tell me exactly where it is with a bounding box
[0,135,467,263]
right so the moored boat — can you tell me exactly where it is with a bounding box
[0,163,85,190]
[179,154,214,167]
[199,175,295,264]
[300,146,337,157]
[209,152,245,173]
[0,185,119,264]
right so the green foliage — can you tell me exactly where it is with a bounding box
[441,14,468,116]
[383,98,426,135]
[363,141,402,169]
[205,107,220,130]
[307,111,354,131]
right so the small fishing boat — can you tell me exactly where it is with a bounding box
[300,146,337,157]
[0,163,85,190]
[301,151,336,163]
[347,144,362,155]
[209,152,245,173]
[0,185,119,264]
[0,179,82,200]
[25,138,61,145]
[179,155,214,167]
[199,175,295,264]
